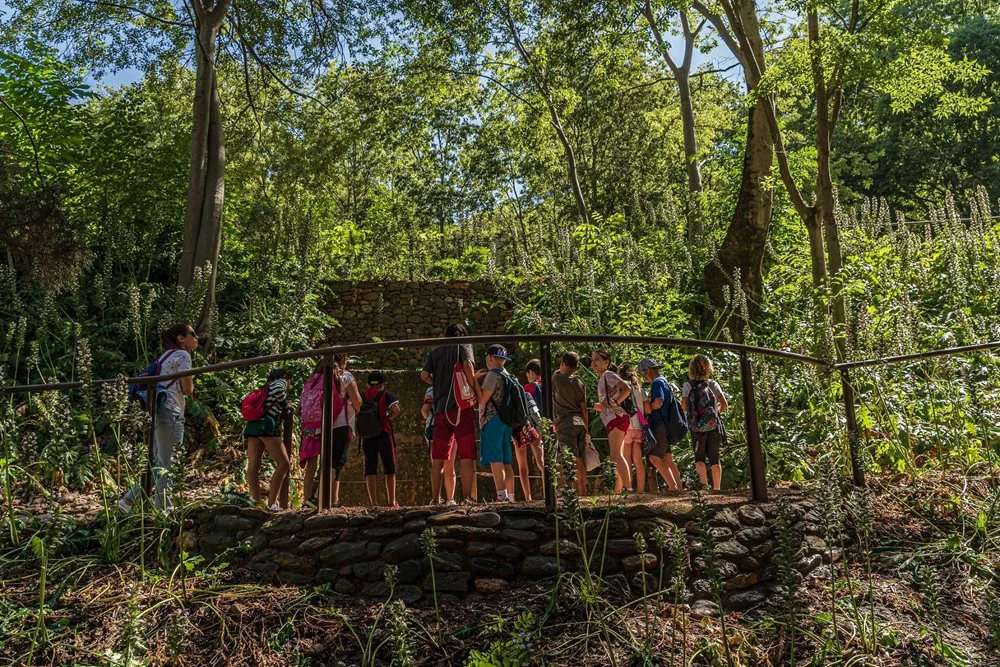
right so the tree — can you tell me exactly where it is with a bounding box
[697,0,988,357]
[2,0,354,335]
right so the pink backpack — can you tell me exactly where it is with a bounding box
[299,372,346,428]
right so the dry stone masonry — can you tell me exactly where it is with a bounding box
[323,280,515,367]
[190,492,842,611]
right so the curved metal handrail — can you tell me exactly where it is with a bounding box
[0,334,832,393]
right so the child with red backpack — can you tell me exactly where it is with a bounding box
[243,368,292,511]
[681,354,729,490]
[357,371,401,507]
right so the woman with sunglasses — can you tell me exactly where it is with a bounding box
[119,323,199,513]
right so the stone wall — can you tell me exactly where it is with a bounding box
[324,280,517,368]
[189,493,840,612]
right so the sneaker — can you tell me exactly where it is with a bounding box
[429,498,440,506]
[391,502,400,509]
[268,503,281,512]
[117,498,132,515]
[445,499,457,507]
[254,499,268,511]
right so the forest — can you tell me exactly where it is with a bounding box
[1,0,999,664]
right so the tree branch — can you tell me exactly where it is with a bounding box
[74,0,190,28]
[0,93,44,182]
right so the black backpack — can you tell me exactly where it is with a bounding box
[490,370,532,428]
[356,390,386,439]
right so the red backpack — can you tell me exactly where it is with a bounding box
[241,385,270,421]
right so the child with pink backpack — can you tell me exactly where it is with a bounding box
[299,356,359,507]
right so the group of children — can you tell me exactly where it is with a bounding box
[240,323,729,510]
[118,322,729,514]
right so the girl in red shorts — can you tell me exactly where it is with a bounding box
[591,349,634,494]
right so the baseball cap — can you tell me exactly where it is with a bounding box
[486,344,511,360]
[367,370,386,385]
[637,358,661,373]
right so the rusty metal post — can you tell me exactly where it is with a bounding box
[739,352,767,502]
[141,382,158,498]
[840,368,866,487]
[539,339,555,511]
[319,356,334,510]
[281,409,294,508]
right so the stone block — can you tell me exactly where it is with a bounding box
[467,542,494,558]
[709,527,733,541]
[361,582,391,597]
[606,538,637,557]
[709,508,741,529]
[438,526,502,541]
[298,536,336,555]
[272,552,315,575]
[396,559,426,584]
[621,553,658,573]
[261,515,304,536]
[585,518,629,537]
[214,514,260,533]
[366,527,404,540]
[320,541,377,566]
[499,528,538,546]
[520,556,565,579]
[315,568,338,584]
[470,558,514,579]
[724,572,759,591]
[348,515,376,527]
[737,505,766,527]
[691,600,720,618]
[269,536,301,551]
[383,534,424,564]
[199,532,238,553]
[715,540,750,561]
[353,561,386,582]
[495,544,523,561]
[539,540,581,558]
[393,585,424,604]
[725,588,766,610]
[431,552,465,572]
[735,527,771,546]
[630,572,658,592]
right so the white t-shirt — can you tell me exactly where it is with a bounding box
[333,371,356,429]
[628,386,646,430]
[598,371,627,426]
[158,349,192,415]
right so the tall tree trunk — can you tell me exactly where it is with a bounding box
[703,99,773,339]
[810,8,847,360]
[179,2,230,335]
[699,0,773,339]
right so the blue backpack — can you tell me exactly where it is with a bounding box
[128,349,180,410]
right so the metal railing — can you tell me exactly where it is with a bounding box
[4,333,998,509]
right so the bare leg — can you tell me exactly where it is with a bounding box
[460,459,477,502]
[514,445,532,501]
[445,445,457,501]
[385,474,396,506]
[710,464,722,490]
[261,437,290,508]
[629,440,646,493]
[365,475,378,507]
[302,458,317,502]
[247,437,264,502]
[332,480,341,506]
[575,458,588,497]
[608,429,630,492]
[649,455,681,492]
[430,458,444,503]
[503,464,515,499]
[665,454,683,491]
[279,438,292,508]
[696,462,709,488]
[490,462,506,499]
[530,443,545,497]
